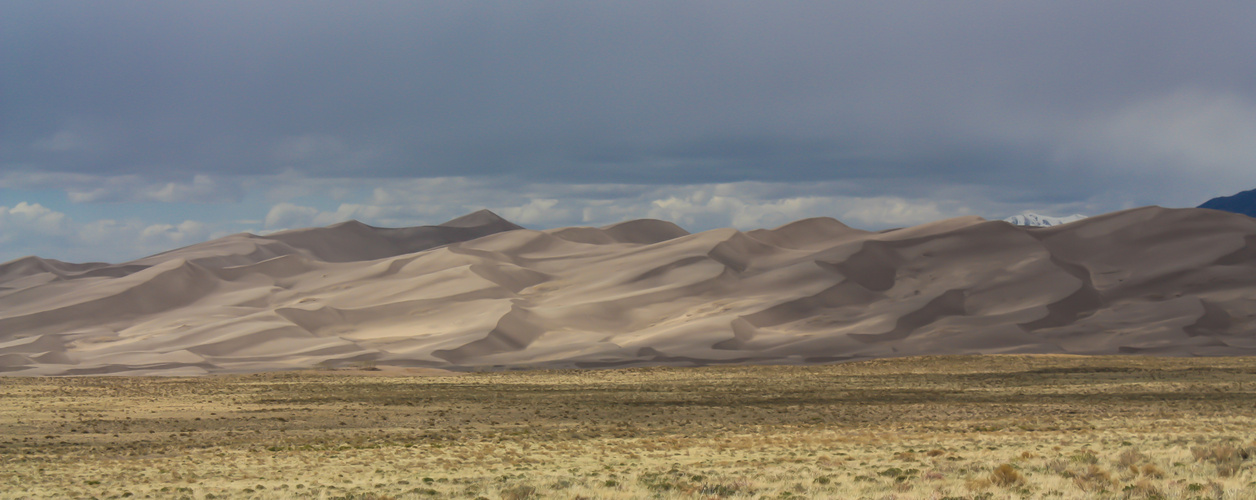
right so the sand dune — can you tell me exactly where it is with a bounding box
[2,206,1255,375]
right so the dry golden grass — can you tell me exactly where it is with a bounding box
[2,355,1256,499]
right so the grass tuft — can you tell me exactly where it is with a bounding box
[990,463,1023,487]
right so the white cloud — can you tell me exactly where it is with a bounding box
[2,168,1056,242]
[839,197,951,228]
[0,173,1108,263]
[145,175,225,203]
[73,218,218,261]
[0,202,70,245]
[138,220,210,247]
[496,199,572,226]
[69,174,241,203]
[0,202,225,263]
[0,172,242,204]
[643,187,957,230]
[74,218,214,258]
[0,171,100,190]
[264,202,322,230]
[4,202,68,230]
[252,177,987,233]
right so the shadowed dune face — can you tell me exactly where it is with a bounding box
[1,207,1255,375]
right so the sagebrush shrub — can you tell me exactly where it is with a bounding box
[990,464,1022,487]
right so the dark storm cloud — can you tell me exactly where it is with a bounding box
[3,1,1254,196]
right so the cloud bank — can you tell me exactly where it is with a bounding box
[1,1,1254,261]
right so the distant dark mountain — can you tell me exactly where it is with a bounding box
[1200,189,1256,218]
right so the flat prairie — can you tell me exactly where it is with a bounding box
[3,355,1256,499]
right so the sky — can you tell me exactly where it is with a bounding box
[3,1,1255,263]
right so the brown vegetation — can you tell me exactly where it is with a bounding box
[2,355,1256,498]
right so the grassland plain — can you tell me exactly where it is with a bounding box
[2,355,1256,499]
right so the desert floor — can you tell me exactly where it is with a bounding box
[2,355,1255,499]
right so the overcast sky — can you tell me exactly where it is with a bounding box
[3,1,1255,262]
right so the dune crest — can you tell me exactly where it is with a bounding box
[2,206,1256,375]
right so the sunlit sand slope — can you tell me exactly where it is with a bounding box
[2,206,1254,375]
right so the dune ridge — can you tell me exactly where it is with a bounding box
[2,207,1255,375]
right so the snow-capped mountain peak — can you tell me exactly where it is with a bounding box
[1004,212,1087,227]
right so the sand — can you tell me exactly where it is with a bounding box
[1,206,1254,375]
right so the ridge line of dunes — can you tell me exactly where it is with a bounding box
[2,206,1255,375]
